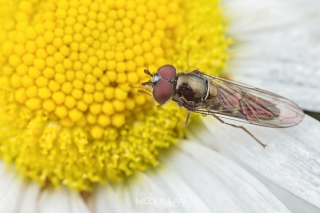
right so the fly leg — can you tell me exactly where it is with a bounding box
[213,115,267,148]
[184,111,192,126]
[138,89,152,96]
[177,96,197,111]
[173,96,195,126]
[187,63,199,72]
[129,85,152,97]
[136,90,163,108]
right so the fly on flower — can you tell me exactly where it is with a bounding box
[140,65,305,148]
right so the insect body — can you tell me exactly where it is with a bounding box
[141,65,305,147]
[174,72,210,108]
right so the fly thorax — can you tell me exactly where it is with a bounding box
[175,73,208,103]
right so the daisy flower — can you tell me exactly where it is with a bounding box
[0,0,319,212]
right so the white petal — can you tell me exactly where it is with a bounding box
[19,182,41,213]
[88,182,121,213]
[89,181,138,213]
[69,190,92,213]
[127,173,170,213]
[0,162,92,213]
[187,115,320,211]
[90,173,181,213]
[149,168,212,213]
[224,0,320,112]
[162,144,290,213]
[38,187,91,213]
[0,162,25,213]
[90,143,291,213]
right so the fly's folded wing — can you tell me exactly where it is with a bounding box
[193,72,305,128]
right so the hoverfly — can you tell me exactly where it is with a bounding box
[140,65,305,148]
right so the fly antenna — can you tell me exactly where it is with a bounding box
[144,69,153,77]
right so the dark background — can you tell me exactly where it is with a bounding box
[305,111,320,121]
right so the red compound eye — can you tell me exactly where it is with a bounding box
[153,65,176,104]
[153,80,174,104]
[158,65,176,80]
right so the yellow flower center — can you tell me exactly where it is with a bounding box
[0,0,230,191]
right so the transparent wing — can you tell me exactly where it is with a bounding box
[192,71,305,128]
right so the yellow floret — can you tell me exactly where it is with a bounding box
[19,1,34,14]
[111,113,125,128]
[83,83,94,93]
[61,82,73,94]
[86,113,97,125]
[55,105,68,118]
[36,49,47,59]
[15,32,27,44]
[66,71,75,82]
[0,0,229,191]
[90,125,104,139]
[102,101,114,115]
[2,66,13,76]
[34,58,46,70]
[65,96,76,109]
[43,31,54,43]
[52,91,66,105]
[97,113,110,127]
[25,98,42,110]
[9,55,22,67]
[112,100,125,112]
[35,36,47,48]
[2,41,15,55]
[28,67,41,78]
[71,89,83,99]
[54,73,66,84]
[11,74,22,88]
[93,92,104,102]
[89,103,101,115]
[43,99,56,112]
[77,100,88,112]
[14,44,26,56]
[36,76,49,87]
[38,87,52,99]
[26,86,38,98]
[125,98,135,110]
[48,80,60,92]
[69,108,82,122]
[21,75,34,87]
[83,93,93,105]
